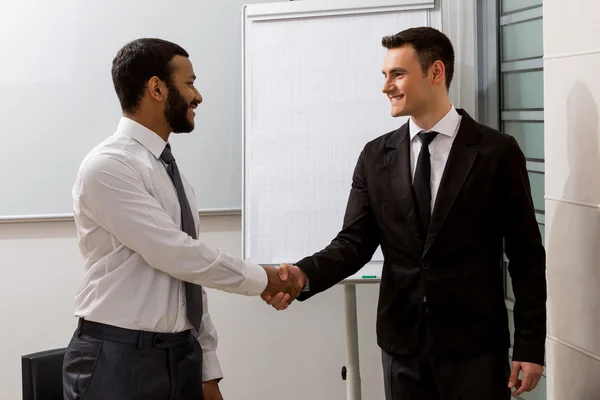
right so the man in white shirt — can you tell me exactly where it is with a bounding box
[62,38,300,400]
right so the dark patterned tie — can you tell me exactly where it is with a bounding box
[161,143,203,332]
[413,131,439,236]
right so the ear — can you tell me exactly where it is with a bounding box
[148,76,166,102]
[430,60,445,86]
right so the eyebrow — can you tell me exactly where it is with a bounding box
[188,74,196,80]
[382,67,407,75]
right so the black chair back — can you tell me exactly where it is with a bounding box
[22,348,66,400]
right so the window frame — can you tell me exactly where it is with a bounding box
[475,0,547,384]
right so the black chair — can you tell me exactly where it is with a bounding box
[22,348,66,400]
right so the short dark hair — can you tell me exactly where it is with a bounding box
[381,27,454,90]
[111,38,189,112]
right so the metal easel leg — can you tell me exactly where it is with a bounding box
[343,283,361,400]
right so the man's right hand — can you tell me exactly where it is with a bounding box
[261,263,307,310]
[261,265,303,302]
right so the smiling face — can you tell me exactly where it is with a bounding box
[381,44,434,119]
[163,55,202,133]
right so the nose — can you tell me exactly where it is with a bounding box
[382,78,394,94]
[194,87,203,104]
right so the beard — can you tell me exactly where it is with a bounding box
[165,85,194,133]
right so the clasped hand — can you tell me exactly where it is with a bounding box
[261,263,306,310]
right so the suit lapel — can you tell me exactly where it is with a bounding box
[424,109,480,254]
[383,123,424,247]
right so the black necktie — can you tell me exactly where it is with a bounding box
[161,143,203,332]
[413,131,439,236]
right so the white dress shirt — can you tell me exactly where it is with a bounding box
[72,117,268,381]
[409,105,462,210]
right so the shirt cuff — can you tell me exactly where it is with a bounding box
[235,260,268,296]
[302,278,310,291]
[202,349,224,382]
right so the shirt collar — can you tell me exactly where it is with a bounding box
[409,105,461,141]
[116,117,168,159]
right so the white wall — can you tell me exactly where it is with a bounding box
[0,215,384,400]
[544,0,600,398]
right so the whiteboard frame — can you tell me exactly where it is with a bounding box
[241,0,436,283]
[244,0,435,20]
[0,208,241,224]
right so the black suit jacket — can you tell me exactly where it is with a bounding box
[296,109,547,365]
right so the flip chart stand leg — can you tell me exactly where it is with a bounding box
[343,283,361,400]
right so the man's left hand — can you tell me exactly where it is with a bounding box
[508,361,543,396]
[203,379,223,400]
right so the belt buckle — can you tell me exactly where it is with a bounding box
[153,333,166,347]
[421,299,430,315]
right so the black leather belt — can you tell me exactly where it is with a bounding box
[76,318,192,349]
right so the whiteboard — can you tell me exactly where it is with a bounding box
[0,0,283,221]
[242,0,438,282]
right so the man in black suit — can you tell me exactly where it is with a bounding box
[263,27,546,399]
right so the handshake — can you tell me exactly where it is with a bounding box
[260,263,307,310]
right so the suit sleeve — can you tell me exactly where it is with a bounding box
[501,136,547,365]
[296,147,381,300]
